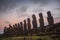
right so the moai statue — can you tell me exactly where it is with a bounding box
[39,13,45,32]
[47,11,54,25]
[20,22,23,36]
[9,24,13,36]
[4,27,7,36]
[20,22,23,31]
[9,24,12,29]
[32,14,38,35]
[14,24,18,36]
[12,25,16,35]
[27,18,31,35]
[13,25,15,29]
[18,23,20,27]
[17,23,21,36]
[32,14,37,29]
[24,20,27,36]
[15,24,18,27]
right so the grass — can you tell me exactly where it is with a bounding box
[0,36,60,40]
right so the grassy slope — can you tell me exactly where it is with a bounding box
[0,36,60,40]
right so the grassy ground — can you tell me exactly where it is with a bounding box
[0,36,60,40]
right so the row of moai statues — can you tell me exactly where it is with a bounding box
[4,11,54,36]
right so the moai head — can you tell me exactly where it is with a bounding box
[27,18,31,29]
[39,13,43,17]
[15,24,18,27]
[20,22,23,26]
[24,20,26,26]
[18,23,20,25]
[9,24,12,28]
[47,11,51,17]
[18,23,20,27]
[27,18,30,22]
[24,20,26,24]
[4,27,7,32]
[32,14,36,19]
[13,25,15,28]
[20,22,23,31]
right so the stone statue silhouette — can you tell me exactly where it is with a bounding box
[47,11,54,25]
[20,22,23,36]
[4,27,8,36]
[17,23,21,36]
[39,13,45,32]
[24,20,27,36]
[8,24,13,36]
[32,14,37,29]
[27,18,31,35]
[32,14,38,35]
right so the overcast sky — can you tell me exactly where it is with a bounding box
[0,0,60,34]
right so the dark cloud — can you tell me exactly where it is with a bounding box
[0,0,23,14]
[31,0,60,7]
[17,5,28,17]
[4,21,10,24]
[57,0,60,3]
[31,0,48,5]
[0,3,16,13]
[0,0,18,14]
[19,6,28,13]
[0,0,49,14]
[31,0,46,3]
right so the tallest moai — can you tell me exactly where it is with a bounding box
[47,11,54,25]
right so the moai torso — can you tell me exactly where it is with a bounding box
[32,14,38,35]
[24,20,27,36]
[27,18,31,35]
[4,27,8,36]
[20,22,23,36]
[27,18,31,31]
[24,20,27,31]
[39,13,44,32]
[32,14,37,29]
[47,11,54,25]
[39,13,44,28]
[20,22,23,31]
[17,23,21,31]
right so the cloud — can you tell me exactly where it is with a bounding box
[4,21,10,24]
[31,0,46,3]
[0,0,49,14]
[17,5,29,17]
[31,0,48,5]
[0,0,60,13]
[52,8,60,15]
[54,8,60,10]
[32,8,44,13]
[19,6,28,13]
[57,0,60,3]
[0,0,21,14]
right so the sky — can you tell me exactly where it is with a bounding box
[0,0,60,34]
